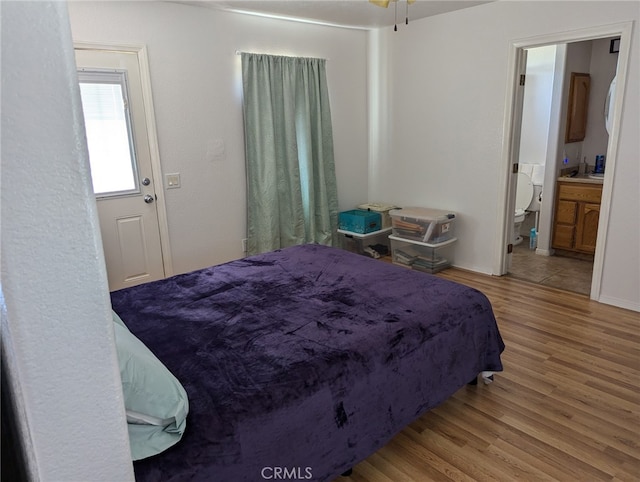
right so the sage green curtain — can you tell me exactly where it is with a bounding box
[241,53,338,255]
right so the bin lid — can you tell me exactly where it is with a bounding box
[357,202,398,212]
[389,207,455,221]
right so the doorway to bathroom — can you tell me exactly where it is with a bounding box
[499,22,632,299]
[508,40,617,295]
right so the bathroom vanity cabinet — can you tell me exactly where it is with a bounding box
[552,180,602,254]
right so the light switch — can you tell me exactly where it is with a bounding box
[166,173,180,189]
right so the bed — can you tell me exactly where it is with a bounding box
[110,243,504,481]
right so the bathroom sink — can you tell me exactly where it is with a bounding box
[588,173,604,179]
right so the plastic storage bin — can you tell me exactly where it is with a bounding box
[339,209,382,234]
[389,235,456,274]
[357,203,398,229]
[389,207,455,243]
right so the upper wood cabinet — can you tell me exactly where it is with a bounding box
[565,72,591,143]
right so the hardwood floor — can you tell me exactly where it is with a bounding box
[341,268,640,481]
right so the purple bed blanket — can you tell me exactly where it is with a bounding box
[111,244,504,481]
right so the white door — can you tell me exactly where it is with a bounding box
[504,49,528,273]
[75,48,165,291]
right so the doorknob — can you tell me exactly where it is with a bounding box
[141,177,151,186]
[144,194,155,204]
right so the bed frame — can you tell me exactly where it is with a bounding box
[111,244,504,481]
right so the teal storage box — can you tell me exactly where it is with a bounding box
[339,210,382,234]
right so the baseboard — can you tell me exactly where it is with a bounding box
[596,295,640,313]
[553,248,595,261]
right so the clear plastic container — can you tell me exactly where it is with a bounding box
[389,207,455,243]
[389,235,456,273]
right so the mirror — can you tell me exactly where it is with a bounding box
[605,76,616,134]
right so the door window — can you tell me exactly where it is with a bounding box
[78,70,139,197]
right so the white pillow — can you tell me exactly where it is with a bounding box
[112,311,189,460]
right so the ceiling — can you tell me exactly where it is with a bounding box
[178,1,493,29]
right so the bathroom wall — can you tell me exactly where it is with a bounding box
[582,37,619,169]
[560,41,592,171]
[559,38,617,172]
[524,38,617,247]
[519,45,557,169]
[518,45,557,237]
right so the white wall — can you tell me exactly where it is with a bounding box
[0,2,134,480]
[373,1,639,310]
[516,45,556,239]
[3,2,636,478]
[519,45,557,166]
[536,44,567,255]
[68,1,369,276]
[561,41,592,169]
[582,37,619,168]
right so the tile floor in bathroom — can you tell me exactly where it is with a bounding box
[507,238,594,295]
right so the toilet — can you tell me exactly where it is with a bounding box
[513,172,534,246]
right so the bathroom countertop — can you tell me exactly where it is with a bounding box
[557,174,604,185]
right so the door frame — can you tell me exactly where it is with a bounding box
[74,41,173,279]
[495,21,633,301]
